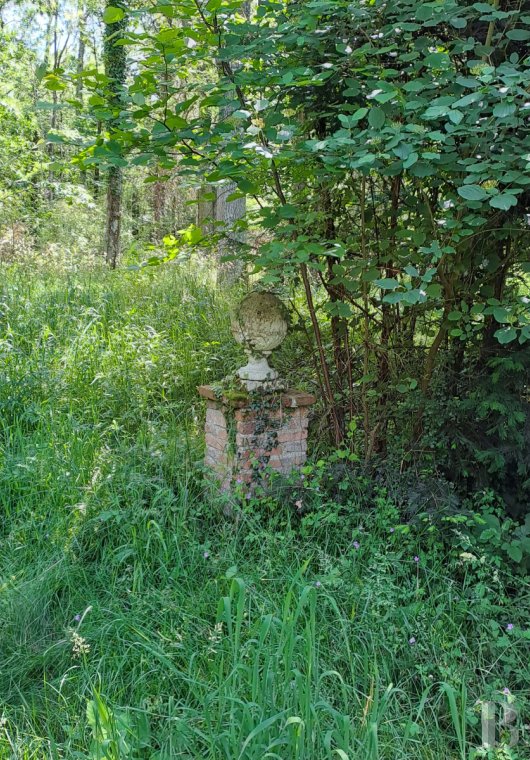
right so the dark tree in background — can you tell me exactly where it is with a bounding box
[103,3,127,268]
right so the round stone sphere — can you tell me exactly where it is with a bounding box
[232,292,288,354]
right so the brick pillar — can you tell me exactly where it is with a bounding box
[198,386,316,490]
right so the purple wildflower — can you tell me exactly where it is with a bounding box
[506,623,514,631]
[503,687,511,695]
[390,528,395,534]
[315,581,322,588]
[203,551,210,559]
[246,492,252,500]
[409,637,416,645]
[414,556,420,563]
[74,614,81,623]
[353,541,360,550]
[236,478,243,485]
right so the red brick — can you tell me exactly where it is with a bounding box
[281,390,317,408]
[281,441,307,454]
[277,429,303,444]
[236,432,274,447]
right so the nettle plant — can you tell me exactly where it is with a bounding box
[76,0,530,454]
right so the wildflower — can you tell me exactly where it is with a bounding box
[206,622,223,654]
[295,500,303,511]
[390,528,395,533]
[70,630,90,657]
[503,687,511,695]
[246,492,252,500]
[409,637,416,645]
[353,541,360,550]
[414,556,420,563]
[203,551,210,559]
[236,477,243,485]
[74,614,81,622]
[315,581,322,588]
[506,623,514,631]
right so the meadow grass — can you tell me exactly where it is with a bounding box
[0,263,528,759]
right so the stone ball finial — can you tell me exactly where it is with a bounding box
[231,292,288,390]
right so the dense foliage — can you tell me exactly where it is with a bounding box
[0,266,528,759]
[63,0,530,502]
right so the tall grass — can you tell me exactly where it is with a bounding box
[0,263,527,759]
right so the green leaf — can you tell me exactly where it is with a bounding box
[426,283,442,298]
[375,277,399,290]
[235,177,258,194]
[368,107,385,129]
[103,5,125,23]
[457,184,488,201]
[448,109,464,125]
[495,327,517,344]
[35,62,48,83]
[339,108,367,126]
[423,105,450,120]
[506,543,523,562]
[493,102,516,118]
[166,115,188,129]
[493,307,509,323]
[506,29,530,40]
[43,75,66,92]
[255,98,269,112]
[403,151,418,169]
[489,194,517,210]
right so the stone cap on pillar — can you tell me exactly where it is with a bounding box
[198,385,316,409]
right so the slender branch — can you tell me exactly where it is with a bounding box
[301,262,343,446]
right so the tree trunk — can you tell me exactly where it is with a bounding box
[151,171,166,241]
[76,1,86,102]
[106,166,122,268]
[215,181,246,285]
[103,5,127,267]
[212,0,251,285]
